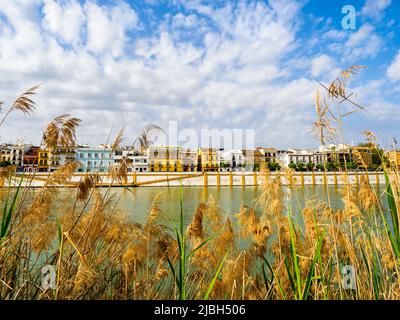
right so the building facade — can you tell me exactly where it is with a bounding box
[180,149,198,172]
[38,149,51,172]
[114,149,148,172]
[23,146,39,171]
[11,144,31,170]
[319,144,352,167]
[50,147,77,171]
[242,149,265,170]
[148,146,182,172]
[288,149,314,165]
[275,150,290,168]
[351,146,373,167]
[0,144,12,165]
[220,149,245,171]
[260,148,277,163]
[198,148,219,172]
[76,146,113,173]
[387,150,400,169]
[312,150,326,165]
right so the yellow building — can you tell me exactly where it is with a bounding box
[387,150,400,169]
[0,145,12,164]
[38,149,51,172]
[180,149,198,172]
[352,146,372,167]
[198,148,219,172]
[148,146,182,172]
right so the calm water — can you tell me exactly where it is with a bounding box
[105,185,386,228]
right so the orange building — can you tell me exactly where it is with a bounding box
[23,146,39,172]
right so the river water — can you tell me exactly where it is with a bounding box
[104,185,386,228]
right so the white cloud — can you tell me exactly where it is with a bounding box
[0,0,397,148]
[311,54,338,79]
[42,0,85,46]
[387,50,400,82]
[361,0,392,20]
[330,24,383,61]
[85,1,139,56]
[322,30,346,41]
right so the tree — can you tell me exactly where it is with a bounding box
[268,161,280,172]
[368,163,380,171]
[0,161,11,167]
[288,162,297,170]
[296,162,306,172]
[315,163,324,171]
[325,162,337,172]
[306,162,315,171]
[347,161,358,171]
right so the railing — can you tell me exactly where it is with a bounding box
[7,171,386,188]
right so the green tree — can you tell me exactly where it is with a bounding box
[288,162,297,170]
[306,162,315,171]
[347,161,358,171]
[296,162,306,172]
[268,161,280,172]
[315,163,324,171]
[325,162,337,172]
[0,161,11,168]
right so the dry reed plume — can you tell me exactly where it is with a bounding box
[1,72,400,301]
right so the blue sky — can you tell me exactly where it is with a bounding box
[0,0,399,149]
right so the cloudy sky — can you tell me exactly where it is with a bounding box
[0,0,399,149]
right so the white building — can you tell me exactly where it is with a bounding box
[318,144,351,153]
[220,149,245,171]
[114,149,148,172]
[287,149,314,165]
[312,150,326,165]
[50,146,76,171]
[276,150,290,168]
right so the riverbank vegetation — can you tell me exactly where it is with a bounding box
[0,68,400,300]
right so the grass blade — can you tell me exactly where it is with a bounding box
[204,252,227,300]
[302,231,324,299]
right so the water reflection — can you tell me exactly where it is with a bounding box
[110,185,384,227]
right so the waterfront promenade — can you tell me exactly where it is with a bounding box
[3,171,387,188]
